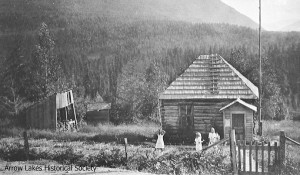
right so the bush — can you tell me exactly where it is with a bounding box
[0,138,231,175]
[0,141,26,161]
[271,157,300,175]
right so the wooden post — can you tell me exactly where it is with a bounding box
[258,121,263,136]
[268,142,271,171]
[243,140,246,172]
[249,142,252,172]
[124,138,128,161]
[274,142,278,164]
[230,129,238,175]
[255,142,258,173]
[23,131,29,160]
[238,141,241,171]
[262,142,264,173]
[71,103,78,129]
[279,131,286,166]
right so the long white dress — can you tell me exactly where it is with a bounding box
[195,137,203,151]
[155,134,165,149]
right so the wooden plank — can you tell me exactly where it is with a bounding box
[243,140,246,172]
[238,141,241,171]
[285,136,300,146]
[239,145,276,151]
[193,106,220,110]
[162,123,179,127]
[163,116,178,119]
[256,142,258,173]
[162,108,178,110]
[163,121,179,125]
[268,142,271,171]
[249,142,252,173]
[163,105,178,108]
[51,95,57,130]
[163,113,179,116]
[194,113,222,117]
[203,138,229,151]
[274,142,278,164]
[162,111,179,114]
[262,142,264,173]
[194,117,215,121]
[230,130,238,175]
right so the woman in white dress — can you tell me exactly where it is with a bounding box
[155,129,165,150]
[195,132,204,151]
[208,127,220,145]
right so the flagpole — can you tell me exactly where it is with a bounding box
[259,0,262,135]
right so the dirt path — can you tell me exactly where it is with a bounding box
[0,161,156,175]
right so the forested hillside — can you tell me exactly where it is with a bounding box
[0,0,300,123]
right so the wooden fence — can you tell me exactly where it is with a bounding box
[230,130,300,175]
[236,140,279,174]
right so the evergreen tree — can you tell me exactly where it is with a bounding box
[28,22,63,101]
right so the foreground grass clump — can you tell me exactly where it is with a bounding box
[0,122,160,143]
[0,138,231,175]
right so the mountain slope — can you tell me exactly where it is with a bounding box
[68,0,258,29]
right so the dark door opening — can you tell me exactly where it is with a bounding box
[232,114,245,140]
[180,105,194,135]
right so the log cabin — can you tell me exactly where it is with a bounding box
[159,54,258,142]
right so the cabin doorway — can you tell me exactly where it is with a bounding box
[180,105,194,135]
[232,113,245,140]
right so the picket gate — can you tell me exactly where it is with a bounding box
[236,140,279,175]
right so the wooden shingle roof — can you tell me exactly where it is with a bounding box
[159,54,259,100]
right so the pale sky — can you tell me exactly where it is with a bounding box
[221,0,300,31]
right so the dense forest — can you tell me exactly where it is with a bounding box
[0,0,300,124]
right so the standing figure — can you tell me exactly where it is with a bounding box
[208,127,220,145]
[155,129,166,150]
[195,132,204,151]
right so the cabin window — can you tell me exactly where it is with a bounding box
[180,105,194,129]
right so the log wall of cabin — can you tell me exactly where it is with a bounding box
[160,104,180,133]
[223,104,253,142]
[160,99,242,138]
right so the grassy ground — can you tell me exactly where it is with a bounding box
[1,120,299,174]
[262,120,300,162]
[0,122,160,143]
[262,120,300,142]
[260,120,300,174]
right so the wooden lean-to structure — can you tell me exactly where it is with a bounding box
[159,54,259,142]
[26,90,77,131]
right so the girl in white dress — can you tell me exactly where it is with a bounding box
[195,132,204,151]
[155,129,165,150]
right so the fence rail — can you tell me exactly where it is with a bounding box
[285,136,300,146]
[202,137,229,151]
